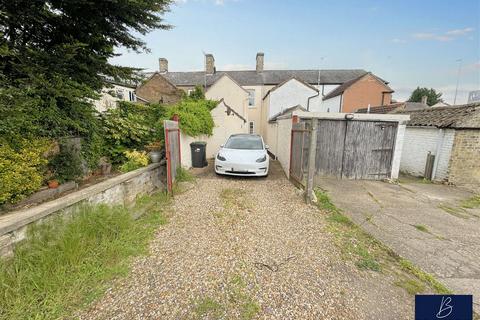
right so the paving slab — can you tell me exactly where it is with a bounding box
[317,177,480,313]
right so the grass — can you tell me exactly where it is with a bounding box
[461,195,480,209]
[313,188,451,295]
[413,224,429,233]
[438,204,469,218]
[394,279,426,295]
[193,274,260,320]
[0,192,170,320]
[176,167,195,183]
[194,297,224,318]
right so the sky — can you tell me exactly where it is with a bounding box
[111,0,480,104]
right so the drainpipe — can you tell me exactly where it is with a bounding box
[431,128,445,180]
[307,91,320,111]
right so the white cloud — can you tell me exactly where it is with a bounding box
[446,27,474,36]
[412,27,474,42]
[392,38,407,44]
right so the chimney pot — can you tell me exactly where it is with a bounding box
[205,54,215,75]
[159,58,168,73]
[256,52,264,73]
[421,95,428,105]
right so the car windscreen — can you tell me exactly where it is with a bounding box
[224,136,263,150]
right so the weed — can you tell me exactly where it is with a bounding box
[0,192,169,320]
[438,204,469,218]
[313,188,451,296]
[193,297,224,318]
[394,279,426,295]
[176,167,195,183]
[461,195,480,209]
[413,224,429,233]
[399,259,451,294]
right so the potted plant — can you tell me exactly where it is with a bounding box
[146,141,163,163]
[48,179,59,189]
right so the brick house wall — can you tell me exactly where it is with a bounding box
[342,74,392,113]
[448,130,480,192]
[136,73,183,104]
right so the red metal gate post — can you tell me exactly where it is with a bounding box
[165,126,172,193]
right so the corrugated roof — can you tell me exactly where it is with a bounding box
[144,69,370,87]
[396,103,480,129]
[356,102,428,114]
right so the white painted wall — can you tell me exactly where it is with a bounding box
[391,124,406,180]
[276,118,293,177]
[206,74,248,118]
[400,127,455,181]
[180,101,248,168]
[94,84,136,112]
[268,79,317,118]
[318,95,342,113]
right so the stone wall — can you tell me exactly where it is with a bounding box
[0,163,166,257]
[448,129,480,192]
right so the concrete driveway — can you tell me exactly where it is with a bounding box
[317,176,480,312]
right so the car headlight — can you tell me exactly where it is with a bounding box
[217,154,226,161]
[256,155,267,163]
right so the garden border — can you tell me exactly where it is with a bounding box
[0,163,165,256]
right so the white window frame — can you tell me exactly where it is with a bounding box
[247,89,255,108]
[187,89,194,96]
[249,121,255,134]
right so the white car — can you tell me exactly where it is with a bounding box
[215,134,269,177]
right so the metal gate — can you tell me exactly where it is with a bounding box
[290,119,398,184]
[164,119,181,193]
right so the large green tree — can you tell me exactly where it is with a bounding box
[0,0,172,142]
[407,87,443,106]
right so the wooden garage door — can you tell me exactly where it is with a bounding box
[342,121,397,179]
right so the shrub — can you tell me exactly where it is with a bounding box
[119,150,149,173]
[101,102,165,164]
[0,139,51,205]
[48,142,84,183]
[165,99,217,137]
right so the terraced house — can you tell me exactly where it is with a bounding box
[139,53,394,159]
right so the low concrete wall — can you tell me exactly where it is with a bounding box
[0,163,165,257]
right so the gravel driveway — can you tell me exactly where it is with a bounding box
[79,161,413,319]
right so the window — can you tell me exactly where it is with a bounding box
[187,89,193,96]
[249,121,255,134]
[128,91,136,102]
[247,89,255,107]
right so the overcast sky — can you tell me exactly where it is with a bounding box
[111,0,480,104]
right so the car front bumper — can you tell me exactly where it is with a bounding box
[214,160,269,177]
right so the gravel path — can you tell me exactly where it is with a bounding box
[79,161,413,319]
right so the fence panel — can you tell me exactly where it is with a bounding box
[164,120,181,193]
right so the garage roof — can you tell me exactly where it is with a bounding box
[396,103,480,129]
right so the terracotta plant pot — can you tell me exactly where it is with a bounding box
[48,180,59,189]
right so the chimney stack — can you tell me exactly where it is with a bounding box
[256,52,264,73]
[205,54,215,75]
[159,58,168,73]
[421,95,428,105]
